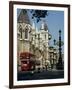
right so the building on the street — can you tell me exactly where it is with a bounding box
[17,9,59,71]
[48,46,58,69]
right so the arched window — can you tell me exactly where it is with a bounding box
[25,28,28,39]
[45,34,46,40]
[19,25,22,38]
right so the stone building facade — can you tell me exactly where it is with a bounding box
[17,9,53,71]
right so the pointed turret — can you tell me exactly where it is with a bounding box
[41,21,44,30]
[32,21,35,30]
[40,20,48,31]
[44,22,48,31]
[36,26,38,32]
[17,9,31,24]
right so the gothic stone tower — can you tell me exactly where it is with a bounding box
[17,10,33,71]
[17,10,32,54]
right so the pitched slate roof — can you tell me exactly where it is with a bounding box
[17,9,31,24]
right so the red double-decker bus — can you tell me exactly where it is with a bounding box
[20,52,35,71]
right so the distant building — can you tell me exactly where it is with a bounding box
[48,46,58,69]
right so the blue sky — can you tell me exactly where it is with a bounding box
[17,9,64,53]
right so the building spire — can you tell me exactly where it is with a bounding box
[41,20,44,30]
[36,26,38,32]
[32,21,35,30]
[40,20,48,31]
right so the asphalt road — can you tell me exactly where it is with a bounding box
[17,70,64,81]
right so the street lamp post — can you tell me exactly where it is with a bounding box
[56,30,64,70]
[53,39,56,69]
[49,47,54,69]
[54,39,56,45]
